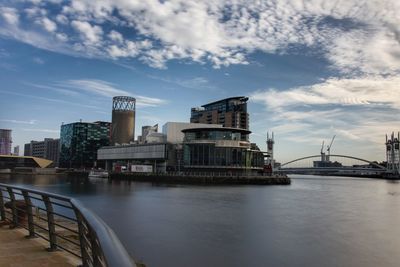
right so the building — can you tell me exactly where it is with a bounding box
[0,129,12,155]
[386,132,400,175]
[59,121,111,168]
[13,146,19,156]
[24,138,60,167]
[0,155,53,169]
[138,124,159,144]
[162,122,222,143]
[98,122,222,172]
[182,126,264,174]
[190,97,249,130]
[98,122,264,174]
[111,96,136,145]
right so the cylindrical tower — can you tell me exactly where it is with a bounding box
[111,96,136,145]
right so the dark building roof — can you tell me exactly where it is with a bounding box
[201,96,248,108]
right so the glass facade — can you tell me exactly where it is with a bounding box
[184,130,245,142]
[183,144,264,168]
[183,128,264,170]
[59,122,111,168]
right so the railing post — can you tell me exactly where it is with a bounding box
[7,187,18,228]
[0,189,5,221]
[90,227,102,266]
[22,190,35,238]
[74,210,91,267]
[42,195,57,251]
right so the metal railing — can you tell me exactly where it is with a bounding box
[0,183,135,267]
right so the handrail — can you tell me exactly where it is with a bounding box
[0,183,135,267]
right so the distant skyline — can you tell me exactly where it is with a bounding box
[0,0,399,162]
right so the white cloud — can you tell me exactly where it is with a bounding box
[108,30,123,43]
[37,17,57,32]
[22,128,59,133]
[251,75,400,110]
[250,75,400,151]
[0,119,37,125]
[1,7,19,25]
[0,0,400,72]
[71,20,103,44]
[59,79,167,107]
[55,14,68,25]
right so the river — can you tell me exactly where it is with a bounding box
[1,174,399,267]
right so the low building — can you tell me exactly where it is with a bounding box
[0,155,53,169]
[182,127,264,174]
[24,138,60,166]
[97,122,264,174]
[98,122,222,172]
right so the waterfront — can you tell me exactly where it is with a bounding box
[1,174,399,267]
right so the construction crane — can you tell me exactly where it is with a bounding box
[326,135,336,161]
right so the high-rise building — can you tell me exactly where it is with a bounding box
[111,96,136,145]
[24,138,60,166]
[59,121,111,168]
[0,129,12,155]
[190,97,249,130]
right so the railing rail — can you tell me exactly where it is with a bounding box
[0,183,135,267]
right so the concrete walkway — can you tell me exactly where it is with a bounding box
[0,225,80,267]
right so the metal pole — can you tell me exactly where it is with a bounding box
[74,209,91,267]
[42,195,58,251]
[22,190,35,238]
[0,189,5,221]
[7,187,18,228]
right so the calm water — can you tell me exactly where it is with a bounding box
[1,174,400,267]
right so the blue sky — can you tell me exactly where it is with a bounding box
[0,0,400,163]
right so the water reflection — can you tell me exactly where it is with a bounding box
[1,174,400,267]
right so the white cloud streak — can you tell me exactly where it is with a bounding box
[59,79,167,107]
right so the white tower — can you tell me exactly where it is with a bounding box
[386,132,400,175]
[266,132,274,164]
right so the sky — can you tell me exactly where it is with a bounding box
[0,0,399,163]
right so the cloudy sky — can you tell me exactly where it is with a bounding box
[0,0,399,162]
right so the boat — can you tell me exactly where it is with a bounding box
[88,170,109,178]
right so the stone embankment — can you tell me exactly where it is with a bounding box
[109,173,291,185]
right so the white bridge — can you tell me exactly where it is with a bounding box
[276,154,387,175]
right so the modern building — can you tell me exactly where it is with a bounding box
[190,96,249,130]
[98,122,264,174]
[98,122,222,172]
[0,129,12,155]
[182,126,264,174]
[111,96,136,145]
[24,138,60,167]
[162,122,222,143]
[59,121,111,168]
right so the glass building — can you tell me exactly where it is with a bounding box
[182,127,264,174]
[59,121,111,168]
